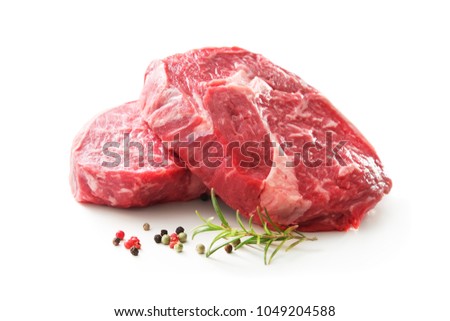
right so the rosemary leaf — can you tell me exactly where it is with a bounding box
[236,211,248,232]
[283,225,299,235]
[268,239,287,265]
[263,222,272,235]
[285,239,305,252]
[210,189,230,228]
[235,236,258,249]
[263,207,284,233]
[264,239,274,265]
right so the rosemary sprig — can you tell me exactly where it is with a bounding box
[192,189,317,265]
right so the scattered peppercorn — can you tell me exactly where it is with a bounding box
[178,232,187,243]
[130,246,139,256]
[143,223,150,231]
[154,234,162,244]
[161,229,168,236]
[161,234,170,245]
[124,240,133,249]
[174,242,183,253]
[175,226,185,234]
[169,241,177,249]
[116,230,125,240]
[170,233,179,242]
[196,244,205,254]
[112,237,121,246]
[231,238,241,248]
[200,193,209,201]
[224,244,233,253]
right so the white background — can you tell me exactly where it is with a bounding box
[1,1,449,320]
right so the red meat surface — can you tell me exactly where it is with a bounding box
[70,101,205,208]
[138,47,392,231]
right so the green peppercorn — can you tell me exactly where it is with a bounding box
[224,244,233,254]
[231,238,241,248]
[143,223,150,231]
[196,244,205,254]
[130,246,139,256]
[174,242,183,253]
[112,237,121,246]
[161,229,168,236]
[154,234,162,244]
[161,234,170,245]
[175,226,185,234]
[178,232,187,243]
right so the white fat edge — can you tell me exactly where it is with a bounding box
[108,196,117,206]
[118,188,133,194]
[191,92,214,138]
[259,133,312,225]
[84,172,98,193]
[244,75,311,224]
[323,119,338,128]
[149,87,184,128]
[227,69,253,86]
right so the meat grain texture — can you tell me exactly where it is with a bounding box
[138,47,392,231]
[70,101,205,208]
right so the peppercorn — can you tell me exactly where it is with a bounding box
[124,240,133,250]
[161,234,170,245]
[112,237,121,246]
[170,233,179,242]
[231,238,241,248]
[200,193,209,202]
[130,246,139,256]
[116,230,125,240]
[169,241,177,249]
[224,244,233,253]
[174,242,183,253]
[129,236,141,249]
[175,226,185,234]
[154,234,162,244]
[196,244,205,254]
[143,223,150,231]
[161,229,168,236]
[178,232,187,243]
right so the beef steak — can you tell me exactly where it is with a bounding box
[70,101,205,208]
[138,47,392,231]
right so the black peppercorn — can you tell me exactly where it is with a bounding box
[224,244,233,253]
[112,237,121,246]
[161,229,168,236]
[175,226,185,234]
[200,193,209,201]
[154,234,162,244]
[130,246,139,256]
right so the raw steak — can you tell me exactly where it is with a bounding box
[138,47,392,231]
[70,101,205,208]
